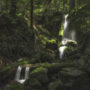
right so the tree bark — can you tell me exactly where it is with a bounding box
[30,0,35,50]
[63,0,66,11]
[69,0,75,11]
[30,0,34,30]
[10,0,17,17]
[5,0,8,11]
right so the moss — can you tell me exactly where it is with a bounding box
[29,78,42,88]
[31,67,46,74]
[48,39,56,43]
[7,81,24,90]
[48,80,63,90]
[60,67,85,77]
[71,74,90,90]
[66,40,77,47]
[30,67,49,83]
[0,60,30,86]
[40,62,75,72]
[0,60,29,73]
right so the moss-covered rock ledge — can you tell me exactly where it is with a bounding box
[1,62,89,90]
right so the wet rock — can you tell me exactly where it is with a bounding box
[7,81,24,90]
[61,67,85,77]
[30,67,49,83]
[71,74,90,90]
[48,80,63,90]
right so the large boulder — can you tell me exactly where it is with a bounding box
[7,81,24,90]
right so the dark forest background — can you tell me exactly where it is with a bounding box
[0,0,90,65]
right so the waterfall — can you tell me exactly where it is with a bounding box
[64,14,69,31]
[59,46,67,59]
[15,66,22,81]
[15,66,30,84]
[59,14,69,59]
[71,30,76,40]
[25,67,30,79]
[59,14,76,59]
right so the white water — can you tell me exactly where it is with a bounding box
[59,14,69,59]
[64,14,69,31]
[59,14,76,59]
[71,30,76,40]
[25,67,30,79]
[15,66,30,84]
[15,66,22,81]
[59,46,67,59]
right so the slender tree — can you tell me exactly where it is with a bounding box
[0,0,3,13]
[30,0,34,30]
[30,0,35,50]
[5,0,8,11]
[69,0,75,11]
[10,0,17,17]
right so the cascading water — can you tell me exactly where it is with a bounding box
[59,45,67,59]
[25,67,30,79]
[71,30,76,40]
[15,66,30,84]
[64,14,69,31]
[59,14,69,59]
[59,14,76,59]
[15,66,22,81]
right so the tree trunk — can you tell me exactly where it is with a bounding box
[30,0,35,51]
[5,0,8,11]
[54,0,57,9]
[30,0,34,30]
[10,0,17,17]
[63,0,66,11]
[0,0,3,13]
[69,0,75,11]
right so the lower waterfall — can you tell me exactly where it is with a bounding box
[15,66,30,84]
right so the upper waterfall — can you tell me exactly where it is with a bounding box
[64,14,69,31]
[59,14,76,59]
[59,14,69,59]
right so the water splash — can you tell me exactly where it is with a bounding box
[59,46,67,59]
[15,66,30,84]
[62,38,69,45]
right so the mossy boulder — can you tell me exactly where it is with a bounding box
[24,67,49,89]
[66,40,77,47]
[60,67,85,77]
[48,80,63,90]
[25,78,42,89]
[71,73,90,90]
[0,60,30,86]
[59,67,89,89]
[59,40,77,60]
[30,67,49,83]
[7,81,24,90]
[1,62,90,90]
[0,66,16,86]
